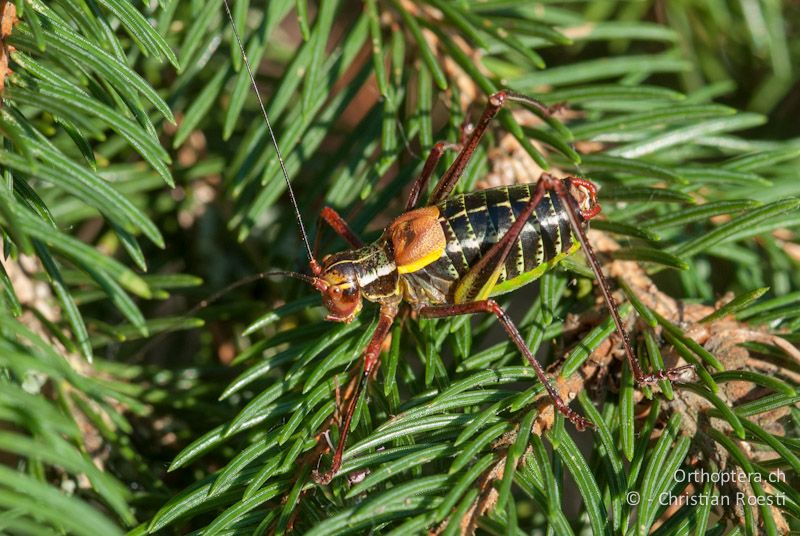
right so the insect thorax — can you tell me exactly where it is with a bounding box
[325,242,401,304]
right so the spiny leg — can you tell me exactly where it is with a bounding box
[429,90,558,205]
[312,304,398,485]
[420,300,592,430]
[313,206,364,261]
[545,175,694,385]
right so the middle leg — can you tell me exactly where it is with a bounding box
[405,141,461,211]
[430,177,591,428]
[420,300,592,430]
[405,116,474,210]
[429,90,558,205]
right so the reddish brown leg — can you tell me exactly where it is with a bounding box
[430,90,557,205]
[420,300,592,430]
[313,206,364,260]
[545,175,694,385]
[405,141,461,210]
[437,177,591,427]
[405,116,475,210]
[313,304,398,485]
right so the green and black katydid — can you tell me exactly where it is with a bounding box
[223,1,693,485]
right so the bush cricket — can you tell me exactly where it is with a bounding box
[222,0,693,485]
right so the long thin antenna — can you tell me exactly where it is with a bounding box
[222,0,315,264]
[132,271,322,360]
[195,271,323,310]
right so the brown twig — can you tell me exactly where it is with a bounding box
[0,0,18,96]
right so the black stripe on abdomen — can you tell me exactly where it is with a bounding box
[464,190,493,250]
[507,185,542,275]
[534,194,558,262]
[548,192,574,254]
[435,184,577,286]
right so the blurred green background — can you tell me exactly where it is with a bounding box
[0,0,798,534]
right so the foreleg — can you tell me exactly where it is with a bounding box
[313,206,364,262]
[312,304,397,484]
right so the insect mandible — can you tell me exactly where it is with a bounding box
[222,1,694,486]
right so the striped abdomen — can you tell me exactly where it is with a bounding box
[400,184,585,306]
